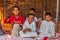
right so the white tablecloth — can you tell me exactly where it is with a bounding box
[0,32,60,40]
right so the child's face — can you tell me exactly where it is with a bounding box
[13,7,19,16]
[29,10,35,14]
[28,15,34,24]
[45,15,52,21]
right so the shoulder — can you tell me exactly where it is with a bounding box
[32,21,36,24]
[19,15,24,18]
[10,15,15,18]
[24,20,28,24]
[34,16,37,19]
[50,21,54,24]
[40,20,47,25]
[10,15,14,17]
[42,20,46,23]
[19,16,24,19]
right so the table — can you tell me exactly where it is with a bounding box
[0,32,60,40]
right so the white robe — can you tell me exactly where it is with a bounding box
[26,16,38,23]
[39,20,55,38]
[20,21,38,37]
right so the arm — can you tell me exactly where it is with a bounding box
[23,22,27,33]
[4,18,9,23]
[23,21,31,33]
[32,22,36,32]
[50,23,55,36]
[39,22,43,33]
[34,17,38,22]
[10,16,14,24]
[21,16,25,25]
[18,16,25,27]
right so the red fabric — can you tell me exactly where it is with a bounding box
[4,18,10,23]
[10,15,25,24]
[4,15,25,24]
[43,37,48,40]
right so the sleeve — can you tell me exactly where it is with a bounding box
[10,16,14,23]
[50,23,55,36]
[4,18,8,23]
[4,18,10,23]
[32,22,36,32]
[39,22,43,32]
[34,17,38,22]
[21,16,25,24]
[23,22,27,30]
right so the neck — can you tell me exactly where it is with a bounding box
[13,13,19,17]
[46,20,51,22]
[14,15,19,18]
[29,22,32,24]
[28,21,32,24]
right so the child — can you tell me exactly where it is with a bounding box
[26,8,38,23]
[20,14,37,37]
[39,12,55,39]
[5,6,25,37]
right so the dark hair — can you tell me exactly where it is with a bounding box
[28,14,35,17]
[30,8,35,12]
[45,12,52,17]
[13,6,20,11]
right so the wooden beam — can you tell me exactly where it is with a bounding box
[56,0,59,32]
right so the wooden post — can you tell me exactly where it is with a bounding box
[43,0,46,20]
[56,0,59,32]
[4,0,6,19]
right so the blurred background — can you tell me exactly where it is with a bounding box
[0,0,60,32]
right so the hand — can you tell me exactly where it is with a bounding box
[23,28,31,33]
[23,29,26,33]
[26,28,31,32]
[7,18,10,22]
[37,32,40,34]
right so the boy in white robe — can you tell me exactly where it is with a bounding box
[20,14,37,37]
[39,12,55,39]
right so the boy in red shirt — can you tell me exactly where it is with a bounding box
[5,6,25,37]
